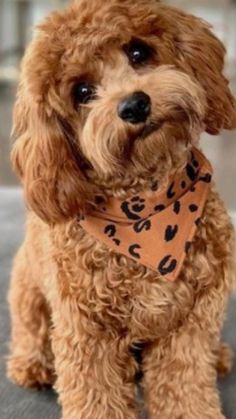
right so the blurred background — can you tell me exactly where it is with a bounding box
[0,0,235,220]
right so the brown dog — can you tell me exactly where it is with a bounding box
[7,0,236,418]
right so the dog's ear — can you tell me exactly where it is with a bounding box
[11,83,90,224]
[171,9,236,134]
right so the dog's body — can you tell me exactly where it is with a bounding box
[7,0,236,418]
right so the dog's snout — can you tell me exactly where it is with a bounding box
[117,91,151,124]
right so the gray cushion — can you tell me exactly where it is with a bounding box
[0,188,235,419]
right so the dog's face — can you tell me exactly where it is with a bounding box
[12,0,235,223]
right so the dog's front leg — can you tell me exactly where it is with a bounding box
[142,289,228,419]
[7,246,54,389]
[51,306,137,419]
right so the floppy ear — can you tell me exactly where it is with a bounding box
[11,83,90,224]
[172,9,236,134]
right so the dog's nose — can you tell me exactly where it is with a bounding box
[117,91,151,124]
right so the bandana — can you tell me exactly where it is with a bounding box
[80,147,213,281]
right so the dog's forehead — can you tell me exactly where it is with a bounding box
[30,0,171,94]
[49,0,162,51]
[73,0,159,25]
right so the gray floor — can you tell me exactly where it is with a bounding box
[0,188,236,419]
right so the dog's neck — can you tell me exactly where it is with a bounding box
[86,143,193,201]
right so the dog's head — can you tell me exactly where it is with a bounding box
[12,0,236,223]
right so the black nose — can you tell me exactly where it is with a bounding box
[117,91,151,124]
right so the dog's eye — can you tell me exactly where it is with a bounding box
[124,39,154,65]
[73,82,96,106]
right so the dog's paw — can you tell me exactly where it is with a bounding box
[7,355,55,389]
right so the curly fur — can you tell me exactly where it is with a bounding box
[7,0,236,418]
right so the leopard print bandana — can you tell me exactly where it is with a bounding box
[80,147,213,281]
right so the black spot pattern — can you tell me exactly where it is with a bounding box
[191,152,199,168]
[199,173,212,183]
[165,225,178,242]
[104,224,116,237]
[131,196,145,203]
[173,201,181,214]
[189,204,198,212]
[167,182,175,199]
[121,198,145,220]
[90,149,210,278]
[154,204,165,213]
[104,225,121,246]
[129,244,141,259]
[186,164,197,181]
[158,255,177,276]
[133,219,151,233]
[132,203,145,212]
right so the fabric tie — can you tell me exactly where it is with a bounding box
[79,147,213,281]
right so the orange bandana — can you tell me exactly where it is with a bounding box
[80,148,213,281]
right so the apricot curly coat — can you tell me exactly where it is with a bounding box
[7,0,236,418]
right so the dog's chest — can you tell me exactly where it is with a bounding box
[88,262,194,339]
[53,228,195,339]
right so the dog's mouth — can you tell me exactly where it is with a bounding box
[139,121,161,139]
[133,108,190,142]
[130,121,162,143]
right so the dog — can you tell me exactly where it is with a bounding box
[7,0,236,418]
